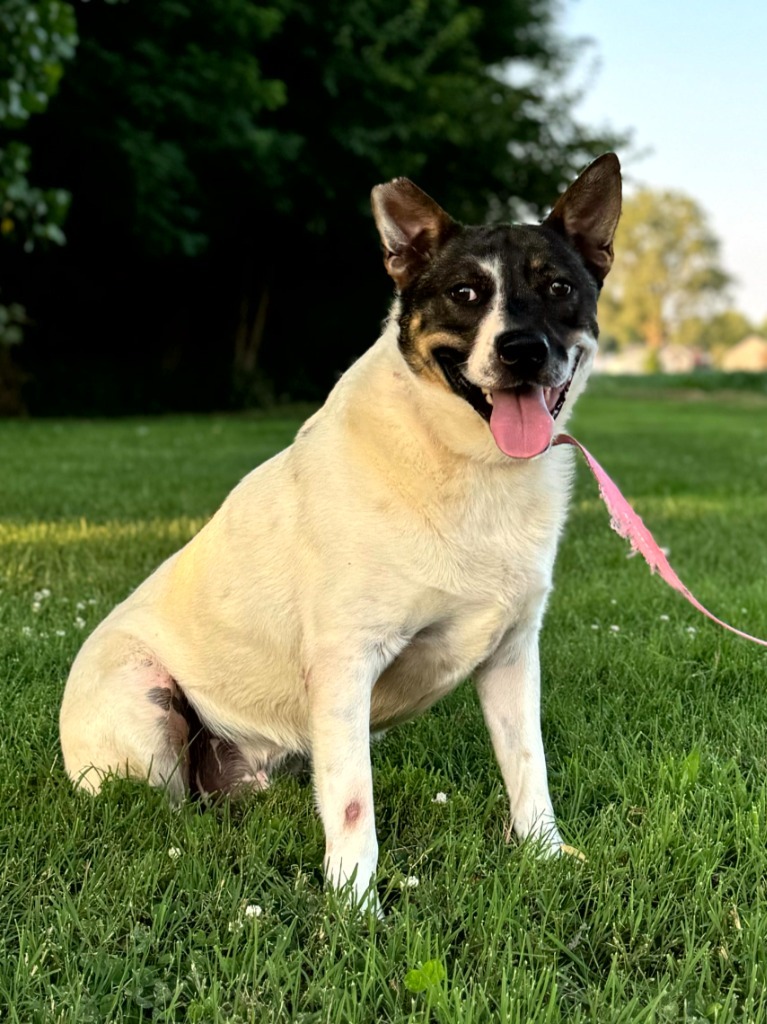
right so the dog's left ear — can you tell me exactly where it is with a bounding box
[543,153,622,282]
[371,178,457,291]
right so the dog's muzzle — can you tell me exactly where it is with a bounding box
[434,343,582,460]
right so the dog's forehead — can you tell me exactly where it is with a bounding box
[437,223,588,280]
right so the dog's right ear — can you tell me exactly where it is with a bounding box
[371,178,456,291]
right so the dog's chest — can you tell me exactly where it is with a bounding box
[369,601,513,728]
[368,470,567,728]
[370,551,553,730]
[402,468,564,603]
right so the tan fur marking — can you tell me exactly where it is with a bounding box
[408,328,467,390]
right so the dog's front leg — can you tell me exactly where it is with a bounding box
[475,631,563,854]
[307,648,382,913]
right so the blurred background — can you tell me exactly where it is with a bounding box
[0,0,765,416]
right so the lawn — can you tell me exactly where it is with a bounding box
[1,378,767,1023]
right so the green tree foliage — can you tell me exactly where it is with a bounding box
[46,0,618,255]
[51,0,290,258]
[0,0,76,250]
[599,188,731,351]
[0,0,78,413]
[257,0,613,226]
[9,0,626,413]
[675,309,753,353]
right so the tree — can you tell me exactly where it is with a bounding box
[8,0,626,413]
[675,309,753,353]
[0,0,76,250]
[0,0,77,412]
[599,189,731,351]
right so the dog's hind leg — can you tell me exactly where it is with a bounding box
[59,634,190,802]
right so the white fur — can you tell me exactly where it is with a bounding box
[465,258,506,385]
[60,312,586,909]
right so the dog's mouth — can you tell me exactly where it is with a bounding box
[434,346,581,459]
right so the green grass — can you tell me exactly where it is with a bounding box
[1,384,767,1023]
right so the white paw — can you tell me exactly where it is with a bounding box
[324,854,381,917]
[325,876,382,918]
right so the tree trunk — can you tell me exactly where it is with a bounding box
[232,274,270,406]
[644,315,664,351]
[0,345,28,416]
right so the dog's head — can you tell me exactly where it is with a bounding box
[371,154,621,459]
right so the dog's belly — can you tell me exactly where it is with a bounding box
[370,606,509,729]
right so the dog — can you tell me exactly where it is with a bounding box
[60,153,622,911]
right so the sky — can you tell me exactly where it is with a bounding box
[559,0,767,326]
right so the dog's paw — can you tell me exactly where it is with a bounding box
[325,880,383,920]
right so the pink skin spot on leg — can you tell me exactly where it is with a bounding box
[344,800,362,827]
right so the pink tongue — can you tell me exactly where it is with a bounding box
[489,387,553,458]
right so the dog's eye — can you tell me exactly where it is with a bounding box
[449,284,480,305]
[550,280,572,297]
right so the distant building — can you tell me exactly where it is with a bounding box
[658,345,698,374]
[721,335,767,372]
[593,344,649,375]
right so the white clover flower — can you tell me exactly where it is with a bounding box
[21,626,32,636]
[55,629,66,637]
[591,623,600,630]
[244,904,263,918]
[405,875,420,888]
[432,792,448,804]
[32,602,41,613]
[167,847,182,860]
[74,617,86,629]
[609,624,620,633]
[686,626,697,635]
[76,601,86,611]
[659,614,670,622]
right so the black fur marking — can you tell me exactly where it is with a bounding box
[433,346,490,420]
[172,696,256,801]
[147,686,172,712]
[147,685,187,717]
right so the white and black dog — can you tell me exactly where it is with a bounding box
[60,154,621,911]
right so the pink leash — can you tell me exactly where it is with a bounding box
[554,434,767,648]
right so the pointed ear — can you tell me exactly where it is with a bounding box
[543,153,622,282]
[371,178,457,291]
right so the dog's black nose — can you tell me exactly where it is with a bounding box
[496,330,550,371]
[497,329,548,370]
